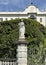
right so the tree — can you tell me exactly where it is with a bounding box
[0,18,46,65]
[23,19,46,65]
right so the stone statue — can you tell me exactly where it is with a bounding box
[19,20,25,40]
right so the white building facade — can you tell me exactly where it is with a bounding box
[0,4,46,26]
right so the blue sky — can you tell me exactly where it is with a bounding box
[0,0,46,12]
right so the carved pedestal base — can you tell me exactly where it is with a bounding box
[16,41,28,65]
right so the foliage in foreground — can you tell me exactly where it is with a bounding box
[0,19,19,58]
[0,19,46,65]
[23,19,46,65]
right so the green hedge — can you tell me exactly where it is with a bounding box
[23,19,46,65]
[0,19,20,58]
[0,18,46,65]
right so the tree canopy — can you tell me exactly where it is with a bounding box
[0,18,46,65]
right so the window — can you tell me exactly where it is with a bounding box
[5,18,7,21]
[40,18,42,22]
[0,18,3,22]
[30,15,36,19]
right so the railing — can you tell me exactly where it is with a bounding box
[0,58,17,65]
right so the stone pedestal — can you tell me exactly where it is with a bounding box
[16,41,28,65]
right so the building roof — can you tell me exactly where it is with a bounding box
[24,5,40,13]
[0,4,46,15]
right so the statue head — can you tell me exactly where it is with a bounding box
[19,19,24,26]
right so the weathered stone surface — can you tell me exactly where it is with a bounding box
[19,21,25,40]
[16,42,28,65]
